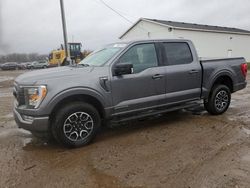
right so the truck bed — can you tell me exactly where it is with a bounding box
[200,57,246,98]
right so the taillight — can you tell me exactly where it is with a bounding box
[241,63,248,78]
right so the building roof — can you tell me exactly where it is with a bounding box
[120,18,250,38]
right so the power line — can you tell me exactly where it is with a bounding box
[95,0,149,36]
[98,0,134,24]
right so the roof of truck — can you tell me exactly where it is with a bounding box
[122,38,192,44]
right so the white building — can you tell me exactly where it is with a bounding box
[120,18,250,62]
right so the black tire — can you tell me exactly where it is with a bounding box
[204,85,231,115]
[51,102,101,148]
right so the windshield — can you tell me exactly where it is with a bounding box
[79,43,127,66]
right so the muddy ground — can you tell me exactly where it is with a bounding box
[0,70,249,188]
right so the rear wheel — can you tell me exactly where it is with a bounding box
[204,85,231,115]
[51,102,101,148]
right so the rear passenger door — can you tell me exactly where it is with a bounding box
[162,42,202,104]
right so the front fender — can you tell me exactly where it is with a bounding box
[45,87,106,114]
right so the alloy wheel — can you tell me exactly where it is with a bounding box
[63,112,94,142]
[214,90,229,111]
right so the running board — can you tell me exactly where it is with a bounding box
[111,102,201,124]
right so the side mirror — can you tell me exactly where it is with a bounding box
[114,63,133,76]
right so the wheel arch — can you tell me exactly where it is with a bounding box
[204,71,234,99]
[211,75,233,92]
[47,88,107,123]
[49,94,105,121]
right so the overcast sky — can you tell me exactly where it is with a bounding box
[0,0,249,55]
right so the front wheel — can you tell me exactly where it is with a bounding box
[51,102,101,148]
[204,85,231,115]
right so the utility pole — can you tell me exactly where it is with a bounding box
[59,0,71,65]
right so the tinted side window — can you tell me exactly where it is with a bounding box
[119,43,158,74]
[163,43,193,65]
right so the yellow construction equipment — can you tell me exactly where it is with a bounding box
[48,43,83,66]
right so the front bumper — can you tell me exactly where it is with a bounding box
[14,108,49,132]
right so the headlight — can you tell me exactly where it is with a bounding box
[24,85,47,109]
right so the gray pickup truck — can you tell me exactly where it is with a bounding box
[13,39,248,147]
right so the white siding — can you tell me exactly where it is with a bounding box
[120,20,174,40]
[121,20,250,62]
[174,29,250,61]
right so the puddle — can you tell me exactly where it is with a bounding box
[0,128,31,138]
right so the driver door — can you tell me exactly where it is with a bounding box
[111,43,166,115]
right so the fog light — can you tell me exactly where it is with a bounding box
[22,115,34,122]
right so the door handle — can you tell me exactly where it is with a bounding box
[189,70,199,74]
[152,74,164,80]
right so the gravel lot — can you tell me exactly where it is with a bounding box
[0,70,250,188]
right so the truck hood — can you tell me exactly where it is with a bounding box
[15,66,102,85]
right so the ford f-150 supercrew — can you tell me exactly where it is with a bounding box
[13,39,248,147]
